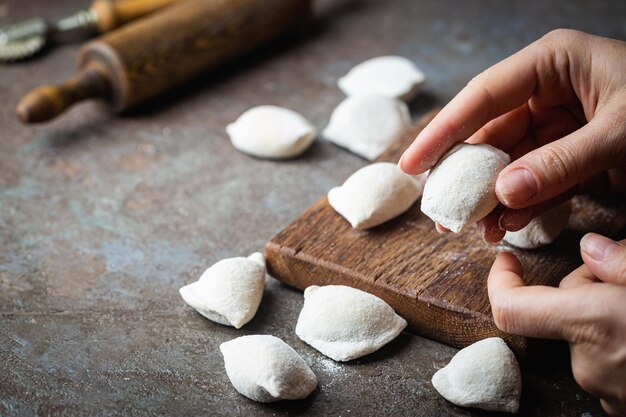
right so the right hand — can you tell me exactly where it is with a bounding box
[399,29,626,241]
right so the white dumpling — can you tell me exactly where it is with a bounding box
[338,56,426,102]
[322,94,411,161]
[220,335,317,402]
[328,162,425,229]
[431,337,522,413]
[179,253,265,329]
[226,105,316,159]
[295,285,407,362]
[421,143,510,232]
[504,201,571,249]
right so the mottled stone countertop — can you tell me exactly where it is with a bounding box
[1,0,624,416]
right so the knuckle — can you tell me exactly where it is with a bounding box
[491,297,515,333]
[571,362,602,397]
[532,143,578,189]
[467,73,498,117]
[541,28,582,47]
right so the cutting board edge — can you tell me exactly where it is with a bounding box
[265,239,530,357]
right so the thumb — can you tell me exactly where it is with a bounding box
[495,112,625,208]
[580,233,626,286]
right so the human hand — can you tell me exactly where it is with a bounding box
[399,29,626,241]
[487,233,626,416]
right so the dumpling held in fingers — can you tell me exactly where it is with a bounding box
[421,143,510,233]
[295,285,407,361]
[179,252,265,329]
[328,162,426,229]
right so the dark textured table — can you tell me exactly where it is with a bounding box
[1,1,624,416]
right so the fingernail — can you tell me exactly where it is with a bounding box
[497,168,537,206]
[581,233,621,261]
[499,208,533,232]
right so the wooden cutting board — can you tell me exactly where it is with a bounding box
[265,109,626,356]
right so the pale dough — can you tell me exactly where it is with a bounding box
[179,253,265,329]
[504,201,571,249]
[220,335,317,402]
[295,285,407,362]
[322,94,411,160]
[431,337,522,413]
[328,162,425,229]
[421,143,510,232]
[338,55,426,102]
[226,105,316,159]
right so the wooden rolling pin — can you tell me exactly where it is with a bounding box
[16,0,312,123]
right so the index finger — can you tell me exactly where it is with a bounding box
[487,252,588,341]
[399,41,540,175]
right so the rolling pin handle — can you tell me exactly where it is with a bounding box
[91,0,181,33]
[16,64,110,124]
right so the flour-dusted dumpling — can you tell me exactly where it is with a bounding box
[338,56,426,102]
[328,162,425,229]
[179,253,265,329]
[504,201,571,249]
[296,285,407,361]
[226,105,316,159]
[322,94,411,160]
[421,143,510,232]
[432,337,522,413]
[220,335,317,402]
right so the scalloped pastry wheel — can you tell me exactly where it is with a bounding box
[323,94,411,160]
[421,143,510,232]
[328,162,425,229]
[220,335,317,402]
[179,253,265,329]
[338,56,426,102]
[295,285,407,361]
[432,337,522,413]
[226,105,316,159]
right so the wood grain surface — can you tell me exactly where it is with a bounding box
[265,109,626,356]
[17,0,311,123]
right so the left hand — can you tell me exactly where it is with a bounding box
[487,233,626,417]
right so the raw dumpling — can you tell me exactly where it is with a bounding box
[338,56,426,102]
[504,201,571,249]
[322,94,411,161]
[220,335,317,402]
[421,143,510,232]
[328,162,425,229]
[179,253,265,329]
[431,337,522,413]
[226,105,316,159]
[295,285,407,361]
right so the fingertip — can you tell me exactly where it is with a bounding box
[580,233,626,285]
[496,166,538,208]
[499,208,533,231]
[492,251,524,276]
[398,145,426,175]
[435,223,450,234]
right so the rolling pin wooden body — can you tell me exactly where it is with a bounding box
[17,0,311,123]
